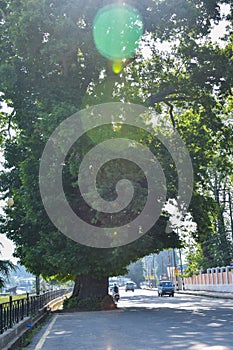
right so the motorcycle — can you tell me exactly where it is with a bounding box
[112,291,120,302]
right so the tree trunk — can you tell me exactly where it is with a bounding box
[72,275,109,300]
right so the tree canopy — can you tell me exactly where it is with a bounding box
[0,0,232,303]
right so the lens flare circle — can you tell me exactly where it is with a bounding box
[39,102,193,248]
[93,3,143,60]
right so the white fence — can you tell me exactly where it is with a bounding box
[183,266,233,293]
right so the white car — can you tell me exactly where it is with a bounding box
[125,282,135,292]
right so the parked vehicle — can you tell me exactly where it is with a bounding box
[125,282,135,292]
[158,280,174,297]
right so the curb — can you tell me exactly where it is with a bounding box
[177,290,233,300]
[1,307,48,350]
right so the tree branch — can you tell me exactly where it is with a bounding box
[165,101,175,129]
[149,92,196,105]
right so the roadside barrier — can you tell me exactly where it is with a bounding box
[184,266,233,292]
[0,289,68,335]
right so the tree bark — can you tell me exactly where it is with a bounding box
[72,275,109,300]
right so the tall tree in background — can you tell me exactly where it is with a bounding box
[0,0,232,304]
[126,259,144,287]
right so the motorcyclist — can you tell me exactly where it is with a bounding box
[113,283,119,294]
[112,283,120,302]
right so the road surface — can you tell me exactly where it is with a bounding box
[25,288,233,350]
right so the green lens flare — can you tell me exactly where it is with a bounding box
[112,60,123,74]
[93,3,143,60]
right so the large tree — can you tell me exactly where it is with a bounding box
[0,0,232,306]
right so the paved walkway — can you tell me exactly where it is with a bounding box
[177,289,233,299]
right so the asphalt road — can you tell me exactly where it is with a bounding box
[25,288,233,350]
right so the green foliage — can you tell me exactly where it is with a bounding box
[63,295,115,311]
[185,230,233,276]
[184,244,205,276]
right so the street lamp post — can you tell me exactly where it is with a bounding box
[6,197,14,207]
[179,248,185,290]
[173,248,179,291]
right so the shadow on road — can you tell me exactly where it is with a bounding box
[25,291,233,350]
[116,291,233,349]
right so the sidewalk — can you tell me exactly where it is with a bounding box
[177,289,233,299]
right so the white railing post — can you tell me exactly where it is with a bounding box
[220,267,224,285]
[211,268,215,285]
[216,267,219,284]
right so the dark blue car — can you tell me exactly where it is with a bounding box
[158,280,174,297]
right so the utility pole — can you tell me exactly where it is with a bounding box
[167,250,171,280]
[36,275,40,296]
[179,249,185,290]
[173,248,179,290]
[229,192,233,239]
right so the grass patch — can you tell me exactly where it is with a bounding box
[15,313,52,350]
[0,295,28,304]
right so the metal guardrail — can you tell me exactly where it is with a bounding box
[0,289,68,335]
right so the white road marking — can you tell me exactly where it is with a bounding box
[35,314,58,350]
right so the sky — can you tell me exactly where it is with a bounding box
[0,3,230,263]
[0,196,16,262]
[0,150,17,262]
[0,234,17,262]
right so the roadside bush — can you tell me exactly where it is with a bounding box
[63,295,116,311]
